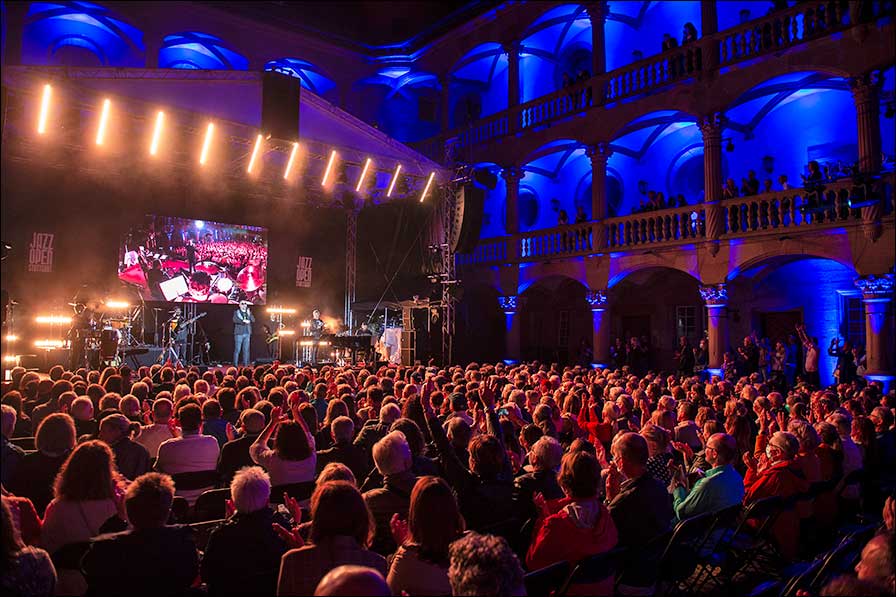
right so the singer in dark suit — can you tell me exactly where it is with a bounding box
[232,301,255,365]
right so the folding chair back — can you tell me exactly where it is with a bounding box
[524,560,570,597]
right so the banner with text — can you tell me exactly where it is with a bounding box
[28,232,55,273]
[295,256,313,288]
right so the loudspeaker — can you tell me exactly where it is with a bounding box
[128,347,165,368]
[261,71,301,141]
[451,183,486,254]
[401,330,416,366]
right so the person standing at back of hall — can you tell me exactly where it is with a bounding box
[233,301,255,366]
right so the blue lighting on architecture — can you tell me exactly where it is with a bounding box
[264,58,336,95]
[159,31,248,70]
[23,0,145,67]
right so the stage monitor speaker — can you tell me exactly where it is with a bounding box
[128,347,165,368]
[401,330,416,366]
[451,183,486,254]
[261,70,301,142]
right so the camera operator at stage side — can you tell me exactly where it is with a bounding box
[233,301,255,366]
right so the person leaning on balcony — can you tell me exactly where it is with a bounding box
[723,178,739,199]
[778,174,791,190]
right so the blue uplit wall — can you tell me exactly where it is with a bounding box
[716,1,789,32]
[264,58,336,98]
[158,31,247,70]
[22,1,145,67]
[731,257,856,385]
[518,139,592,232]
[605,1,700,72]
[355,67,440,143]
[520,4,592,103]
[474,163,506,238]
[883,67,896,169]
[449,42,508,129]
[723,73,856,189]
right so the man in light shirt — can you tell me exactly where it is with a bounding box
[136,398,179,458]
[155,403,219,504]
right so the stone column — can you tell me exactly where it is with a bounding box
[850,71,883,174]
[699,283,729,372]
[587,290,610,366]
[585,2,608,75]
[586,143,612,249]
[504,40,520,134]
[855,274,894,390]
[499,295,521,362]
[700,113,724,250]
[502,166,522,261]
[700,0,719,36]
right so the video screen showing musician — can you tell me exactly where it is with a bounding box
[118,215,268,305]
[233,301,255,366]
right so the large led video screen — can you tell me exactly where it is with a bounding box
[119,215,268,305]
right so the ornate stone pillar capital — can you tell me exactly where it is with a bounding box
[855,274,894,302]
[849,70,883,105]
[698,113,723,141]
[585,142,613,163]
[699,283,728,306]
[584,1,608,24]
[499,295,519,314]
[586,289,608,311]
[501,166,523,182]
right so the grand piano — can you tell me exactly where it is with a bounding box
[322,334,373,365]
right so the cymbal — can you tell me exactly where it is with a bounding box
[236,265,265,292]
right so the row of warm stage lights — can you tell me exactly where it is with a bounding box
[266,307,332,346]
[6,304,327,354]
[35,84,438,202]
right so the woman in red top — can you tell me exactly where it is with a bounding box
[526,450,618,596]
[578,400,617,451]
[743,431,810,561]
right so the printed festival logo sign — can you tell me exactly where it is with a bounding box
[28,232,54,273]
[295,256,312,288]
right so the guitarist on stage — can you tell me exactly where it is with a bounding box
[233,301,255,366]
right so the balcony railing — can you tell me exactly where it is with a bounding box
[457,173,895,267]
[605,204,706,249]
[415,0,887,161]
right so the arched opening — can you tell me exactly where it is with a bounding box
[722,71,856,194]
[519,276,590,364]
[519,139,590,231]
[264,58,337,101]
[728,256,861,386]
[606,110,701,215]
[455,284,504,363]
[449,43,508,129]
[608,267,702,371]
[604,1,700,71]
[158,31,247,70]
[520,4,593,103]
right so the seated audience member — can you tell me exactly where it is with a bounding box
[277,481,387,596]
[606,431,674,593]
[513,436,565,521]
[820,575,891,597]
[98,413,150,481]
[154,403,220,505]
[527,450,618,596]
[81,473,199,596]
[2,391,33,438]
[136,397,178,458]
[355,403,401,461]
[217,408,265,485]
[642,423,676,485]
[2,489,42,547]
[251,406,316,488]
[363,431,417,555]
[390,418,439,478]
[70,397,97,438]
[674,401,702,452]
[315,565,390,597]
[9,413,77,515]
[2,499,57,597]
[201,467,288,595]
[387,476,464,596]
[853,531,895,595]
[316,416,370,483]
[743,430,809,560]
[2,404,25,487]
[669,433,744,520]
[447,532,525,597]
[202,399,229,448]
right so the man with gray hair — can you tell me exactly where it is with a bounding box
[314,565,390,596]
[1,404,24,487]
[669,433,744,520]
[217,408,266,485]
[363,430,416,555]
[354,402,401,462]
[99,413,150,481]
[513,436,564,521]
[448,532,525,597]
[317,416,369,483]
[201,466,288,594]
[70,396,97,438]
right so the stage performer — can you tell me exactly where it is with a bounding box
[309,308,326,364]
[233,301,255,366]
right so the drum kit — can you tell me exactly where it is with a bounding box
[67,300,143,368]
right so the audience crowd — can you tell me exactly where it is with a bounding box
[1,345,894,596]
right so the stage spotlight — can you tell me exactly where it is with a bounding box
[420,172,436,202]
[105,300,130,309]
[199,122,215,165]
[301,321,311,328]
[35,339,65,349]
[96,98,111,145]
[37,84,52,135]
[5,335,18,342]
[149,111,164,156]
[387,164,402,197]
[278,329,296,336]
[195,220,205,230]
[248,134,263,174]
[3,356,17,363]
[35,315,72,324]
[322,150,338,186]
[356,158,372,192]
[267,307,297,314]
[284,142,299,179]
